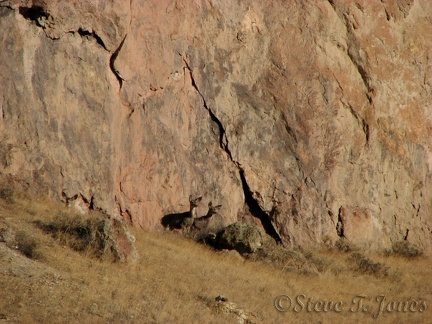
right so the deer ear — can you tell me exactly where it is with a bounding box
[208,201,213,208]
[189,195,193,201]
[197,196,203,202]
[215,205,222,209]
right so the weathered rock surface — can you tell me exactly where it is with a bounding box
[103,217,138,262]
[1,0,432,254]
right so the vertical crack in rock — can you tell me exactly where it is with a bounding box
[182,57,234,163]
[326,0,374,101]
[110,34,127,89]
[116,196,133,225]
[0,97,4,120]
[343,101,370,144]
[403,228,409,240]
[346,49,373,96]
[239,170,283,243]
[182,57,282,243]
[336,207,345,238]
[82,194,95,210]
[128,0,134,28]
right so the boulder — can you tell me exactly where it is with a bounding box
[217,223,272,255]
[102,217,138,263]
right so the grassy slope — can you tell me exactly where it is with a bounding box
[0,194,431,323]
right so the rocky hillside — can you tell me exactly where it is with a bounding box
[0,0,431,254]
[1,194,431,323]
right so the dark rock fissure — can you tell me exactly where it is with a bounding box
[336,207,345,238]
[18,4,124,92]
[403,228,409,240]
[326,0,374,102]
[345,102,370,144]
[347,50,372,93]
[0,4,13,13]
[182,57,235,164]
[61,191,77,205]
[239,170,282,243]
[116,198,133,225]
[183,57,282,243]
[110,34,127,89]
[81,194,95,210]
[385,9,391,21]
[61,192,95,210]
[18,5,49,27]
[77,28,108,51]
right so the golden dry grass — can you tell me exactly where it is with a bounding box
[0,191,431,323]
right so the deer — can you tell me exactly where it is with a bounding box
[190,201,223,244]
[192,201,222,231]
[161,195,202,232]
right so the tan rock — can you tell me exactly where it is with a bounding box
[339,206,382,250]
[1,0,432,254]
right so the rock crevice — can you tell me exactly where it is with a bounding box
[183,56,281,243]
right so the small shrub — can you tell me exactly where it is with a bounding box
[35,212,136,262]
[335,238,358,253]
[250,241,306,267]
[190,223,225,247]
[244,240,325,275]
[303,251,331,273]
[0,187,14,204]
[390,241,423,258]
[347,252,388,277]
[192,230,218,246]
[36,213,107,257]
[15,231,40,259]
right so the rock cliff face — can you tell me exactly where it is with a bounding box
[1,0,432,254]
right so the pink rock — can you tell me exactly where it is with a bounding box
[0,0,431,254]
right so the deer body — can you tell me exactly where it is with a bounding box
[161,195,202,231]
[180,195,202,231]
[192,201,222,231]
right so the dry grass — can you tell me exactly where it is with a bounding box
[34,211,113,260]
[0,190,431,323]
[388,240,424,258]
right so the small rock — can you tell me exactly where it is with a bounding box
[215,295,229,302]
[0,227,16,246]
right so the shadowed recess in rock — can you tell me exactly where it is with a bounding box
[77,28,107,50]
[110,34,127,88]
[18,5,49,24]
[239,170,282,244]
